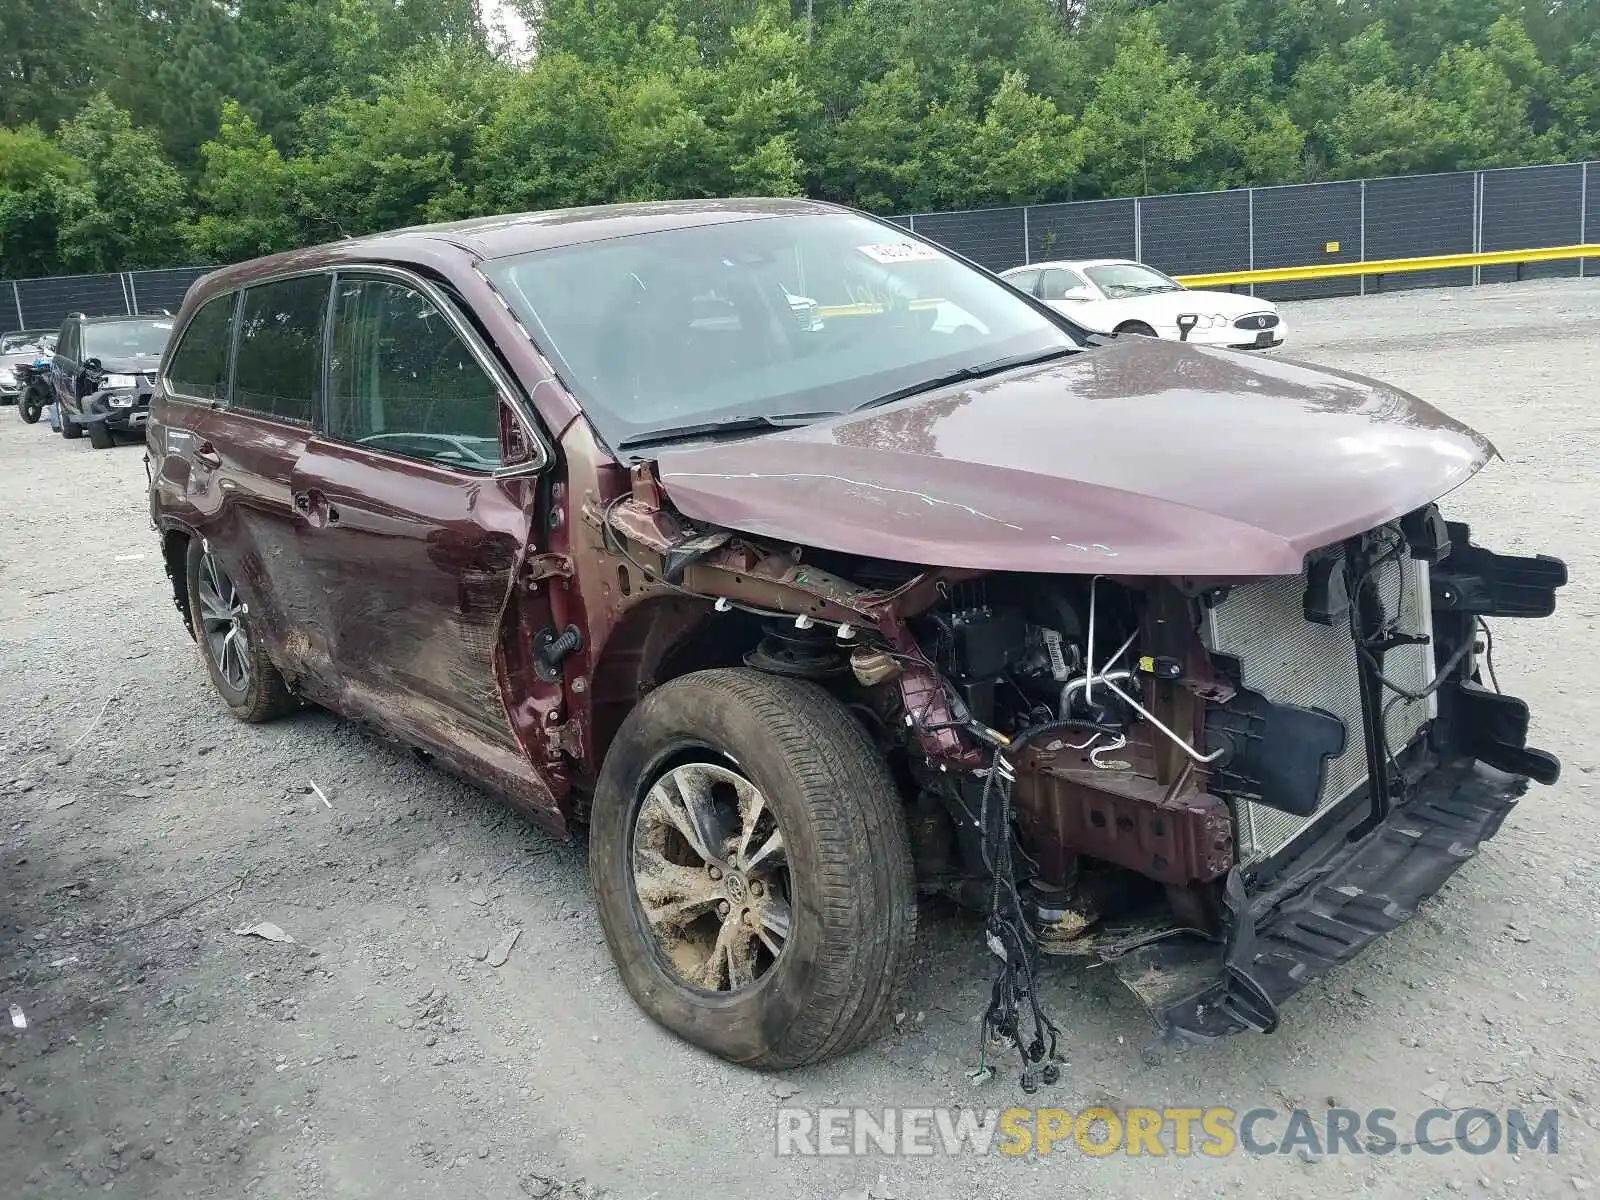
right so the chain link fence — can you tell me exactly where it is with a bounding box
[2,160,1596,331]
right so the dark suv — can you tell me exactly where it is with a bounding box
[146,200,1565,1078]
[54,312,173,447]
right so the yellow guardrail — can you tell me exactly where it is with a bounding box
[812,242,1600,313]
[1176,244,1600,288]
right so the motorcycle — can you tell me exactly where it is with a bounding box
[17,355,54,424]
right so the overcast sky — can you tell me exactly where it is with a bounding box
[480,0,534,59]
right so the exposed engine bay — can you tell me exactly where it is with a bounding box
[588,475,1566,1087]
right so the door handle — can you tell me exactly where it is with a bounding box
[193,441,222,468]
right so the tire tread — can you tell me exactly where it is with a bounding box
[590,667,916,1069]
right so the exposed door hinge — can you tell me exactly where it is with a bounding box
[523,553,573,585]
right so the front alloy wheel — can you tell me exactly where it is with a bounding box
[590,668,916,1069]
[632,761,791,992]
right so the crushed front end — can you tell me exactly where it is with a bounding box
[78,375,157,434]
[585,465,1564,1081]
[938,506,1567,1045]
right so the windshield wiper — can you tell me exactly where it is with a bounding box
[851,346,1078,413]
[617,410,840,451]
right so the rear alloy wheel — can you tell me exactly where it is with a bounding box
[590,668,916,1069]
[185,538,297,723]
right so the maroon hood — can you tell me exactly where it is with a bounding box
[651,340,1495,577]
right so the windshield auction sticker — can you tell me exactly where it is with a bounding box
[857,243,944,264]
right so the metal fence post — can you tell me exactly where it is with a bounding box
[1246,187,1255,298]
[1359,180,1367,298]
[125,272,140,314]
[1022,206,1031,265]
[1581,162,1589,280]
[1133,197,1143,262]
[1473,171,1484,287]
[907,213,916,234]
[10,282,22,330]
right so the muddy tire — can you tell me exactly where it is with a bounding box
[589,668,916,1069]
[185,538,297,723]
[60,404,82,438]
[88,420,114,449]
[18,389,42,424]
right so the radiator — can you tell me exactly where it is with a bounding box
[1203,548,1435,865]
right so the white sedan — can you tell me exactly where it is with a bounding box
[998,258,1286,350]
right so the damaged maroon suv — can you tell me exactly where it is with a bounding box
[146,199,1565,1080]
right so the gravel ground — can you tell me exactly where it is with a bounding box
[1,278,1597,1200]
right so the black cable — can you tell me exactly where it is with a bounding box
[972,716,1115,1085]
[1479,618,1501,693]
[1371,607,1476,783]
[1347,533,1475,705]
[1364,632,1474,705]
[1346,531,1422,791]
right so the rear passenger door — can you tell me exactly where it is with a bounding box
[183,273,330,683]
[51,319,78,416]
[289,269,556,809]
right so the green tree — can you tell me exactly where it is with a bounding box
[821,62,924,210]
[53,95,188,270]
[0,0,103,130]
[1077,13,1214,197]
[237,0,487,147]
[0,127,91,276]
[151,1,280,170]
[697,9,821,196]
[963,70,1082,206]
[292,45,508,239]
[609,73,726,201]
[1200,52,1306,188]
[473,54,620,212]
[3,0,1600,274]
[186,101,301,262]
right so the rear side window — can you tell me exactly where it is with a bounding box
[1039,269,1087,300]
[234,275,328,424]
[1006,269,1040,294]
[326,277,502,471]
[165,293,236,401]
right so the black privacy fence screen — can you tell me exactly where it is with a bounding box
[2,267,212,334]
[4,161,1596,331]
[883,160,1600,301]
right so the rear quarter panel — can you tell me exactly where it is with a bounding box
[149,389,311,678]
